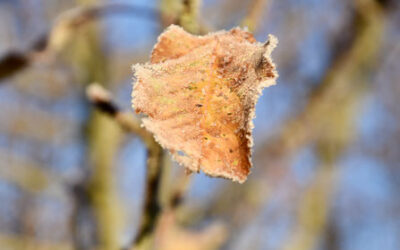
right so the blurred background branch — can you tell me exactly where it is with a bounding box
[241,0,270,33]
[0,1,158,81]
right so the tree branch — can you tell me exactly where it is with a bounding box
[86,83,164,250]
[132,144,164,247]
[241,0,269,33]
[0,2,158,81]
[86,84,154,147]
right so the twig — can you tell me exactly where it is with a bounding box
[0,52,30,80]
[0,2,158,81]
[169,175,191,209]
[132,143,164,247]
[241,0,269,33]
[86,83,164,249]
[160,0,206,34]
[69,181,94,250]
[86,84,154,147]
[179,0,202,34]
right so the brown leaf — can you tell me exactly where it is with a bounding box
[132,25,278,183]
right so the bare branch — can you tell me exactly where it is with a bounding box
[86,83,154,147]
[241,0,269,33]
[86,83,164,249]
[0,52,29,80]
[169,171,192,209]
[0,2,158,81]
[132,144,164,247]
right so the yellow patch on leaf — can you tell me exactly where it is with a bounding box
[132,25,278,183]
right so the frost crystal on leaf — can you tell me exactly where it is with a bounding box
[132,25,278,183]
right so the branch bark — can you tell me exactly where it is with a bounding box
[0,2,157,81]
[86,83,164,250]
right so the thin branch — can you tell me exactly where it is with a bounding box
[179,0,202,34]
[160,0,208,34]
[0,2,158,81]
[169,171,192,209]
[132,143,164,247]
[0,52,30,80]
[86,83,164,249]
[86,84,154,147]
[241,0,269,33]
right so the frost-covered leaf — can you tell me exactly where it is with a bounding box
[132,25,278,183]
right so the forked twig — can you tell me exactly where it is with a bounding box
[86,83,164,249]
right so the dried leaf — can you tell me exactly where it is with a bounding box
[132,25,278,183]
